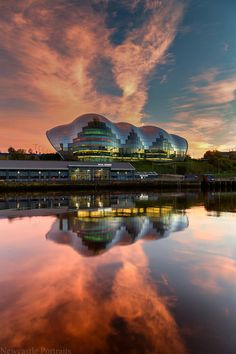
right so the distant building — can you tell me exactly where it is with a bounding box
[219,151,236,160]
[47,113,188,161]
[0,152,9,159]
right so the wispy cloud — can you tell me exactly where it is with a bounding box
[223,42,229,52]
[190,78,236,106]
[167,66,236,156]
[0,0,185,151]
[190,68,220,84]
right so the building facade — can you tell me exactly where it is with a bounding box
[47,114,188,161]
[0,161,135,182]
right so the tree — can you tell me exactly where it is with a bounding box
[184,154,192,161]
[8,147,16,155]
[203,150,222,163]
[8,147,27,160]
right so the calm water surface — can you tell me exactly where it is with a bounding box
[0,192,236,354]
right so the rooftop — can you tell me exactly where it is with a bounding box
[0,160,135,171]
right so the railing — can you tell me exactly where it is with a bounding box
[201,179,236,191]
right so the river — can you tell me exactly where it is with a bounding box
[0,191,236,354]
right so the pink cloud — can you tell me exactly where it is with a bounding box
[190,68,219,83]
[0,216,186,353]
[168,67,236,157]
[0,0,185,151]
[191,78,236,105]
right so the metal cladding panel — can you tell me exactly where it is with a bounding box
[46,124,75,154]
[47,114,122,159]
[139,125,173,149]
[171,134,188,149]
[72,114,121,141]
[116,122,145,146]
[170,134,188,160]
[47,113,188,160]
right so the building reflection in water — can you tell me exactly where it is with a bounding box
[0,192,190,256]
[46,203,188,256]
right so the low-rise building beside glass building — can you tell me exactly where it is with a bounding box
[47,113,188,161]
[0,161,135,182]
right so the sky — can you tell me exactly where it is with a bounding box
[0,0,235,157]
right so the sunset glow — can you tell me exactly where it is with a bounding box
[0,0,235,156]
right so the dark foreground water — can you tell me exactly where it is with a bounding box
[0,191,236,354]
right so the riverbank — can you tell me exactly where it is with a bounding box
[2,179,236,192]
[0,180,201,192]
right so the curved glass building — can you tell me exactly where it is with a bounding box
[47,113,188,161]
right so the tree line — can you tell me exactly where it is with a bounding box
[0,147,61,160]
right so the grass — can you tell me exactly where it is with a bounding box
[128,159,236,177]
